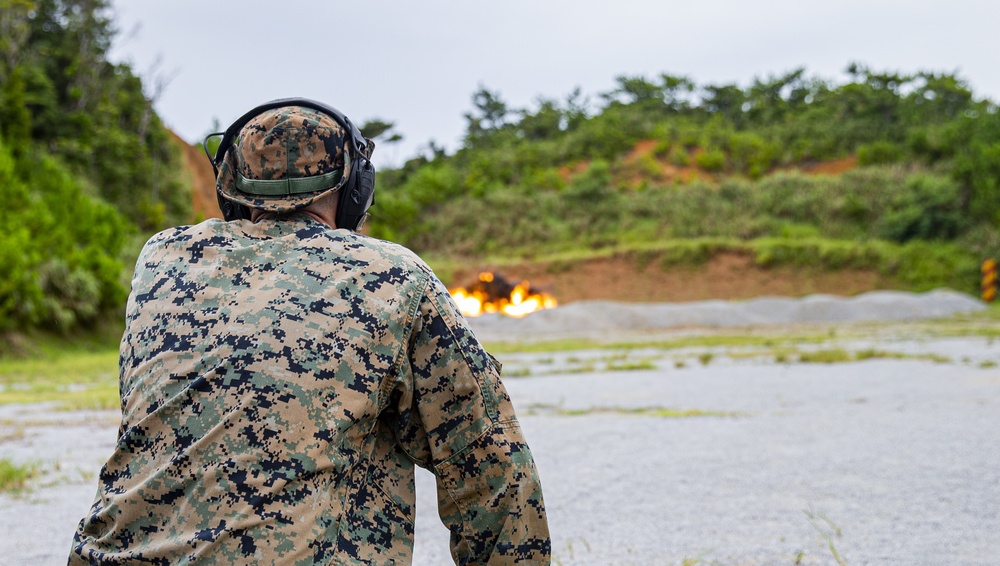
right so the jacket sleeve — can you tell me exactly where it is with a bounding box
[392,276,550,564]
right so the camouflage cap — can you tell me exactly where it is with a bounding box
[217,106,351,214]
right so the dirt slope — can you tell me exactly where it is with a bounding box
[449,252,891,305]
[171,131,222,221]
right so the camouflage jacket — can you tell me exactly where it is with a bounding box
[70,213,549,565]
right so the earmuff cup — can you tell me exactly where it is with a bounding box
[338,158,376,231]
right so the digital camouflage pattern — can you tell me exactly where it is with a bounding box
[70,213,549,565]
[217,106,352,213]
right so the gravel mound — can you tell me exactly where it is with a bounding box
[468,289,985,341]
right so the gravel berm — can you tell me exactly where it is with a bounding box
[468,289,986,342]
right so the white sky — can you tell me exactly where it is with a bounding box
[109,0,1000,167]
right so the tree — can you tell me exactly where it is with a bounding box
[517,97,564,140]
[13,0,191,228]
[0,0,34,148]
[563,86,589,130]
[0,0,34,80]
[743,68,808,124]
[602,74,664,107]
[909,72,973,122]
[702,83,746,125]
[359,118,403,144]
[659,74,695,112]
[464,85,510,142]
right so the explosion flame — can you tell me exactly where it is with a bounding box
[449,271,557,318]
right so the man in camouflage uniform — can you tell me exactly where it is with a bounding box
[70,103,550,564]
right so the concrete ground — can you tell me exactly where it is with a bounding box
[2,313,999,564]
[410,334,1000,565]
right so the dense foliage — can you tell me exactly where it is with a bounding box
[368,66,1000,293]
[376,69,1000,248]
[0,136,130,332]
[0,0,190,333]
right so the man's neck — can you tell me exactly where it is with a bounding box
[250,209,336,228]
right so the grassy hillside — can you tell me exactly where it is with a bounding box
[366,67,1000,295]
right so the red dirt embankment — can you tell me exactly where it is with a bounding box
[172,132,222,221]
[450,253,889,305]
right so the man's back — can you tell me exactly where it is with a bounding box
[70,214,549,564]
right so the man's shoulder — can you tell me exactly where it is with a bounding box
[341,233,432,275]
[139,219,437,285]
[138,218,436,278]
[141,219,230,249]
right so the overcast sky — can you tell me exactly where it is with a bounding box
[109,0,999,167]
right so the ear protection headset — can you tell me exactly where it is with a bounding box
[203,97,376,231]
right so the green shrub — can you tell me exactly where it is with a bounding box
[888,241,979,292]
[658,239,729,267]
[875,174,968,242]
[653,139,672,158]
[566,160,613,198]
[727,132,779,178]
[638,154,663,180]
[668,145,690,167]
[0,139,131,333]
[857,141,904,165]
[695,148,726,172]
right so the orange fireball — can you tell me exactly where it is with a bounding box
[449,271,557,318]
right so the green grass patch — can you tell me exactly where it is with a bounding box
[797,348,952,364]
[0,348,119,409]
[481,302,1000,356]
[606,360,658,371]
[914,304,1000,339]
[525,403,739,418]
[485,332,828,355]
[854,348,951,363]
[854,348,905,361]
[797,349,853,363]
[485,311,999,359]
[0,458,39,493]
[503,367,533,377]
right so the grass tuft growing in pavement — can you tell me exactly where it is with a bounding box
[484,333,831,354]
[798,348,952,364]
[805,507,847,566]
[798,349,853,364]
[525,403,740,418]
[606,360,658,371]
[0,457,39,493]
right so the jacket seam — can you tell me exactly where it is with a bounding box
[378,269,429,416]
[427,289,500,423]
[385,274,434,469]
